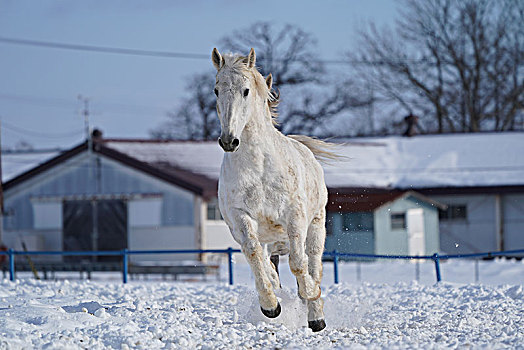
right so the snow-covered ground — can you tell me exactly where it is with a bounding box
[1,259,523,349]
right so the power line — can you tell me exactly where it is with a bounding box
[0,93,75,109]
[0,119,83,139]
[0,36,402,65]
[0,93,168,115]
[0,36,209,60]
[1,148,65,155]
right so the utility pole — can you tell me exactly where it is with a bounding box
[78,95,98,260]
[78,95,91,150]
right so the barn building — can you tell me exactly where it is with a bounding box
[324,132,524,256]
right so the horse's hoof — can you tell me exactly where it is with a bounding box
[260,302,281,318]
[308,319,326,332]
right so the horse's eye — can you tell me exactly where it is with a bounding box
[243,88,249,97]
[214,88,219,97]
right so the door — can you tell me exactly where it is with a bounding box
[407,208,425,256]
[63,199,127,262]
[97,200,127,262]
[63,200,93,261]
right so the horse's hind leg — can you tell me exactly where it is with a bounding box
[269,255,281,288]
[305,209,327,331]
[270,254,279,275]
[268,241,288,289]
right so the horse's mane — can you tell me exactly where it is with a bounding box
[287,135,343,164]
[221,53,280,126]
[267,89,280,126]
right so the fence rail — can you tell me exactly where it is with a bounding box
[1,248,523,285]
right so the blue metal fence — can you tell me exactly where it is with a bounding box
[1,248,523,285]
[0,248,242,285]
[325,249,524,283]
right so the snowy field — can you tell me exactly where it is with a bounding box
[0,259,523,349]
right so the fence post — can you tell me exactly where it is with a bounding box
[227,247,234,285]
[122,249,128,284]
[432,253,441,283]
[333,250,339,284]
[475,259,480,282]
[8,249,15,282]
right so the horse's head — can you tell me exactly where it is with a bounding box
[212,47,270,152]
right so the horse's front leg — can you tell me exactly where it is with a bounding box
[287,210,321,302]
[232,210,280,318]
[304,209,327,332]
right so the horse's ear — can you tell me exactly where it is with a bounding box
[265,73,273,90]
[212,48,224,70]
[246,48,256,68]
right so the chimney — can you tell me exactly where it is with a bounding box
[92,128,103,142]
[403,114,419,137]
[91,128,103,150]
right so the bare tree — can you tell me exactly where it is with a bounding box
[283,81,373,135]
[221,22,323,87]
[152,22,369,139]
[353,0,523,133]
[150,73,219,140]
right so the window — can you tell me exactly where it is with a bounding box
[32,201,62,229]
[326,214,336,236]
[207,199,223,220]
[439,205,467,220]
[343,212,374,232]
[128,198,162,227]
[326,212,374,235]
[391,213,406,230]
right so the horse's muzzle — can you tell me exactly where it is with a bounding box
[218,136,240,152]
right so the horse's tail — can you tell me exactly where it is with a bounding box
[288,135,345,164]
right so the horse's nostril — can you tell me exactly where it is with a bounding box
[218,137,239,151]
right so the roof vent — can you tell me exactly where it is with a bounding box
[92,128,103,141]
[403,114,419,137]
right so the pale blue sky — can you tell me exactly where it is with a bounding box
[0,0,398,149]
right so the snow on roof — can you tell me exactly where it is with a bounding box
[325,132,524,189]
[104,140,223,180]
[2,151,61,183]
[104,132,524,189]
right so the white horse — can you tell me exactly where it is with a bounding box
[212,47,337,332]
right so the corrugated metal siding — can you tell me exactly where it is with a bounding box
[3,152,195,231]
[431,194,497,254]
[502,194,524,250]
